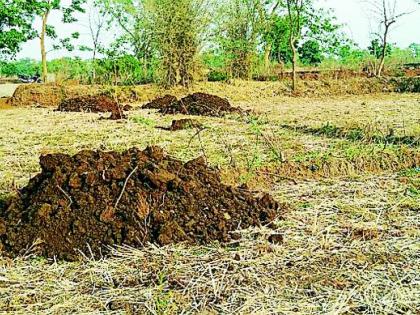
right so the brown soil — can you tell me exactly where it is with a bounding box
[144,93,244,117]
[158,119,202,131]
[7,84,103,107]
[0,146,281,261]
[57,95,128,120]
[7,84,142,108]
[142,94,178,109]
[170,119,202,131]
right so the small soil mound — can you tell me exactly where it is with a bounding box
[57,95,127,120]
[170,119,202,131]
[145,93,243,117]
[0,146,281,261]
[158,119,202,131]
[143,94,178,109]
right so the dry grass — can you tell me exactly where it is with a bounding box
[0,88,419,314]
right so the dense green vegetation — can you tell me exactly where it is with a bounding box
[0,0,419,86]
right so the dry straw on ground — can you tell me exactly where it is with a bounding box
[0,88,419,314]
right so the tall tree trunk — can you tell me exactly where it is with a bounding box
[290,37,297,92]
[92,48,97,83]
[377,24,390,77]
[40,10,50,83]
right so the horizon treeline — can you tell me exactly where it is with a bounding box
[1,0,419,87]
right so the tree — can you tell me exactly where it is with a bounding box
[0,58,40,77]
[285,0,308,92]
[217,0,265,79]
[79,2,107,82]
[298,40,322,65]
[101,0,155,82]
[147,0,210,87]
[260,0,281,72]
[0,0,37,58]
[35,0,85,82]
[366,0,413,77]
[266,15,293,65]
[368,38,392,59]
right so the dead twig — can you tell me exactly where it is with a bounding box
[114,166,139,210]
[57,185,73,207]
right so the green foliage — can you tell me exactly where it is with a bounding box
[148,0,207,87]
[263,2,346,67]
[95,54,152,85]
[298,40,322,65]
[217,0,264,79]
[48,57,90,81]
[368,39,392,59]
[0,0,37,58]
[202,51,229,81]
[267,15,293,64]
[0,58,40,77]
[101,0,154,66]
[408,43,420,58]
[131,116,156,127]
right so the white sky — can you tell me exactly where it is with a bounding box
[17,0,420,60]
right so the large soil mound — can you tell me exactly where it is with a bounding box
[57,95,127,120]
[7,84,100,107]
[143,93,244,117]
[143,94,178,110]
[0,146,280,261]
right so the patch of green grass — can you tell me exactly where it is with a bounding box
[292,149,331,163]
[399,167,420,177]
[131,116,157,127]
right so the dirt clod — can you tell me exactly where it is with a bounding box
[144,93,244,117]
[57,95,127,120]
[0,146,281,260]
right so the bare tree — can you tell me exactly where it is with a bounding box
[285,0,306,92]
[101,0,154,80]
[84,3,106,82]
[366,0,414,77]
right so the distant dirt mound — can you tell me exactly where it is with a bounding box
[57,95,128,120]
[170,119,202,131]
[0,146,280,260]
[7,84,102,107]
[142,94,178,109]
[144,93,243,117]
[158,119,202,131]
[8,84,67,107]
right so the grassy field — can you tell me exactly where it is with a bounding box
[0,88,419,314]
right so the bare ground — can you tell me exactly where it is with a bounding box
[0,89,419,314]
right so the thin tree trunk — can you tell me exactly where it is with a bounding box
[40,10,49,83]
[92,48,97,83]
[264,43,272,73]
[377,24,390,77]
[290,37,297,92]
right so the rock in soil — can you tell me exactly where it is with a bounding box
[0,146,281,261]
[57,95,128,120]
[143,93,244,117]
